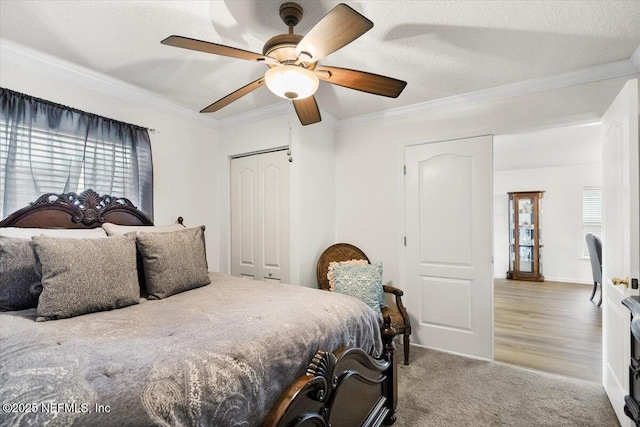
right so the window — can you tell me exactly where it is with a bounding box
[582,186,602,257]
[0,88,153,219]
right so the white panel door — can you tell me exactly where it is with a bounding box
[405,135,493,359]
[231,150,290,283]
[602,78,639,426]
[231,155,257,279]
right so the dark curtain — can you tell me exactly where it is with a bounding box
[0,87,153,218]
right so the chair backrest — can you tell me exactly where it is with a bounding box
[316,243,369,290]
[585,233,602,284]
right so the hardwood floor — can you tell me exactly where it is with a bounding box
[494,278,602,382]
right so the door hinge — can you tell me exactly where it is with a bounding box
[403,165,406,175]
[404,236,407,246]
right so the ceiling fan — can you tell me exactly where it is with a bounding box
[161,2,407,126]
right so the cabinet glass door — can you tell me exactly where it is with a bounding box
[518,197,534,273]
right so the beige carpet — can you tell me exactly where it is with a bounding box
[393,345,619,427]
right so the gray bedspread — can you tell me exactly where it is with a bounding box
[0,272,382,427]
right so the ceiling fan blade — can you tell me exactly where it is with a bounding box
[200,77,265,113]
[162,35,277,64]
[295,4,373,63]
[293,96,321,126]
[316,65,407,98]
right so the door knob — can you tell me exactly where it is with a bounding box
[613,277,630,288]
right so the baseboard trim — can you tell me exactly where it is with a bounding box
[494,276,591,285]
[542,277,592,285]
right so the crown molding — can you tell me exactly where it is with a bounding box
[0,39,219,130]
[338,57,640,130]
[631,44,640,71]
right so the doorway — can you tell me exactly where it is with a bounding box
[492,123,604,381]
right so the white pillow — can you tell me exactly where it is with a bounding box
[0,227,108,239]
[102,222,184,236]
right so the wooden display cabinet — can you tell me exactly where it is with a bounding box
[507,191,545,281]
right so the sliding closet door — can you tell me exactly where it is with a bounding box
[231,150,290,283]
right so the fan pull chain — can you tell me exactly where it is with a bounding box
[287,101,293,163]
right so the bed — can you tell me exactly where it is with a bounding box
[0,190,397,426]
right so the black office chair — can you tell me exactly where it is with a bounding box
[585,233,603,307]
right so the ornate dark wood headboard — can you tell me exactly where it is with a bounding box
[0,189,153,228]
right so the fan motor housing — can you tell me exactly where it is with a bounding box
[262,33,303,64]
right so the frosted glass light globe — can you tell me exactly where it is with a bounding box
[265,65,319,100]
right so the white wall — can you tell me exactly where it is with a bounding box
[493,124,602,284]
[298,121,336,287]
[335,77,635,290]
[0,49,222,270]
[219,112,335,287]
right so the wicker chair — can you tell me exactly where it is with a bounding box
[316,243,411,365]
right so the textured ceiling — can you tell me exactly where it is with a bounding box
[1,0,639,122]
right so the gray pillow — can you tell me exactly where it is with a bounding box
[32,235,140,321]
[103,222,185,297]
[135,226,210,299]
[0,237,42,311]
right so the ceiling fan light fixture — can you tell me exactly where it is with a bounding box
[265,65,319,100]
[164,2,405,126]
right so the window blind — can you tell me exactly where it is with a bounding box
[0,88,153,219]
[582,187,602,257]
